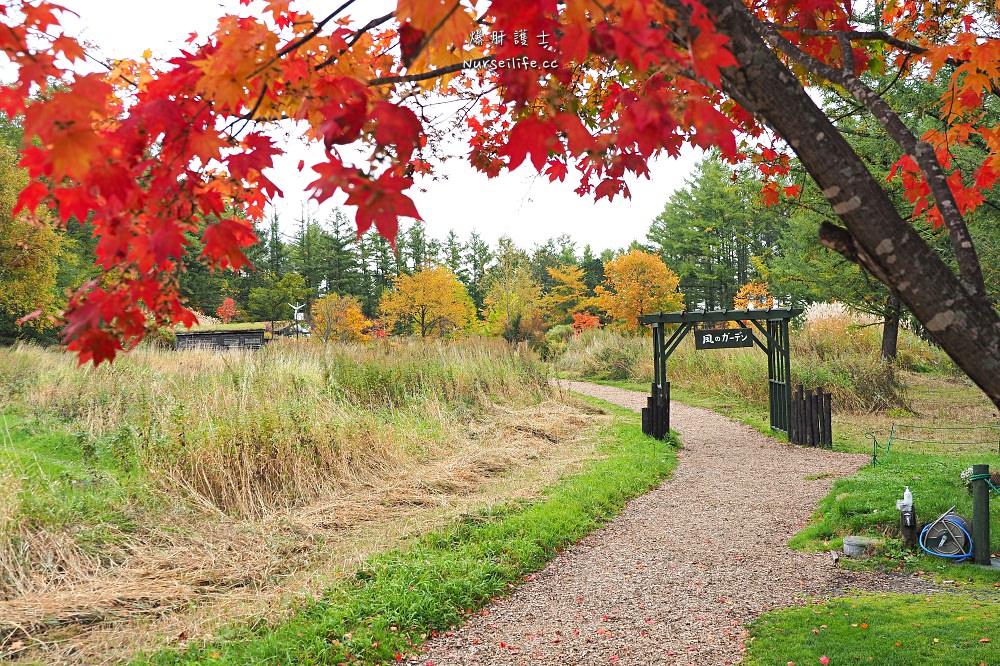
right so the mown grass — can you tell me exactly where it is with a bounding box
[744,593,999,666]
[0,339,550,519]
[0,339,553,606]
[139,399,679,665]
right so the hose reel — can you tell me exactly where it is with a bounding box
[918,506,973,561]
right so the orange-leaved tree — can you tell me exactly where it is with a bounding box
[380,266,475,338]
[571,311,601,337]
[2,1,1000,407]
[311,293,369,343]
[733,280,774,310]
[595,250,684,332]
[215,297,238,324]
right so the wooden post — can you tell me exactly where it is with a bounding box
[900,502,918,549]
[972,464,991,566]
[805,388,815,446]
[795,385,803,445]
[812,389,822,447]
[822,390,833,448]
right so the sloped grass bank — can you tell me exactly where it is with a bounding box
[141,399,678,665]
[789,450,1000,556]
[744,593,999,666]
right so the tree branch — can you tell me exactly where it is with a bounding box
[753,17,989,304]
[369,59,489,86]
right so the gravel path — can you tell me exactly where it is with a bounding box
[419,381,932,665]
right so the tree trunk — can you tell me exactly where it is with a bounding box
[881,295,901,364]
[697,0,1000,411]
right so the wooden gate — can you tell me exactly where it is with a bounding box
[638,308,802,439]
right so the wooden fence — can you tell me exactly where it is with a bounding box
[789,384,832,448]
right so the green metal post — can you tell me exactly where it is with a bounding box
[781,319,792,433]
[972,464,991,566]
[652,322,661,393]
[766,320,776,430]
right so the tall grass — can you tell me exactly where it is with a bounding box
[555,309,957,413]
[0,339,550,517]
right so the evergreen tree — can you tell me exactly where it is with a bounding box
[463,231,493,311]
[265,213,288,277]
[579,244,604,293]
[443,230,467,283]
[291,213,333,302]
[324,210,363,298]
[648,157,786,309]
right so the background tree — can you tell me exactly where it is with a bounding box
[571,311,601,336]
[463,231,494,312]
[0,144,61,336]
[291,214,333,303]
[380,266,475,338]
[215,297,238,324]
[482,238,542,340]
[648,157,785,309]
[322,210,364,300]
[733,280,773,310]
[542,264,589,326]
[579,245,606,294]
[311,293,369,343]
[595,250,685,332]
[442,231,466,282]
[530,235,578,294]
[248,273,308,327]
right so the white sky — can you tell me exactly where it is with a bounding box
[41,1,700,253]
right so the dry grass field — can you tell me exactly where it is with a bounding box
[0,340,611,663]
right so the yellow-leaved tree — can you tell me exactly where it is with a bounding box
[482,240,542,339]
[311,293,369,343]
[542,264,589,326]
[595,249,684,332]
[0,144,61,330]
[733,280,774,310]
[380,266,476,338]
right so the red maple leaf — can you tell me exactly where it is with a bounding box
[500,116,559,171]
[200,217,257,270]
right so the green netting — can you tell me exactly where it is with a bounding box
[868,423,1000,466]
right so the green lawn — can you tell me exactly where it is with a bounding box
[1,411,153,544]
[745,593,999,666]
[139,398,679,665]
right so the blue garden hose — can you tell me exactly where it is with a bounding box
[918,508,973,561]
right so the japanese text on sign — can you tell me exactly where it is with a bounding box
[694,327,755,350]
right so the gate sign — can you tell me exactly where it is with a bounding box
[695,327,754,350]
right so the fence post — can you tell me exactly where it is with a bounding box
[822,390,832,448]
[791,384,801,444]
[813,389,822,447]
[804,389,812,446]
[972,464,991,566]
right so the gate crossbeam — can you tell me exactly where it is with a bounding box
[638,308,802,439]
